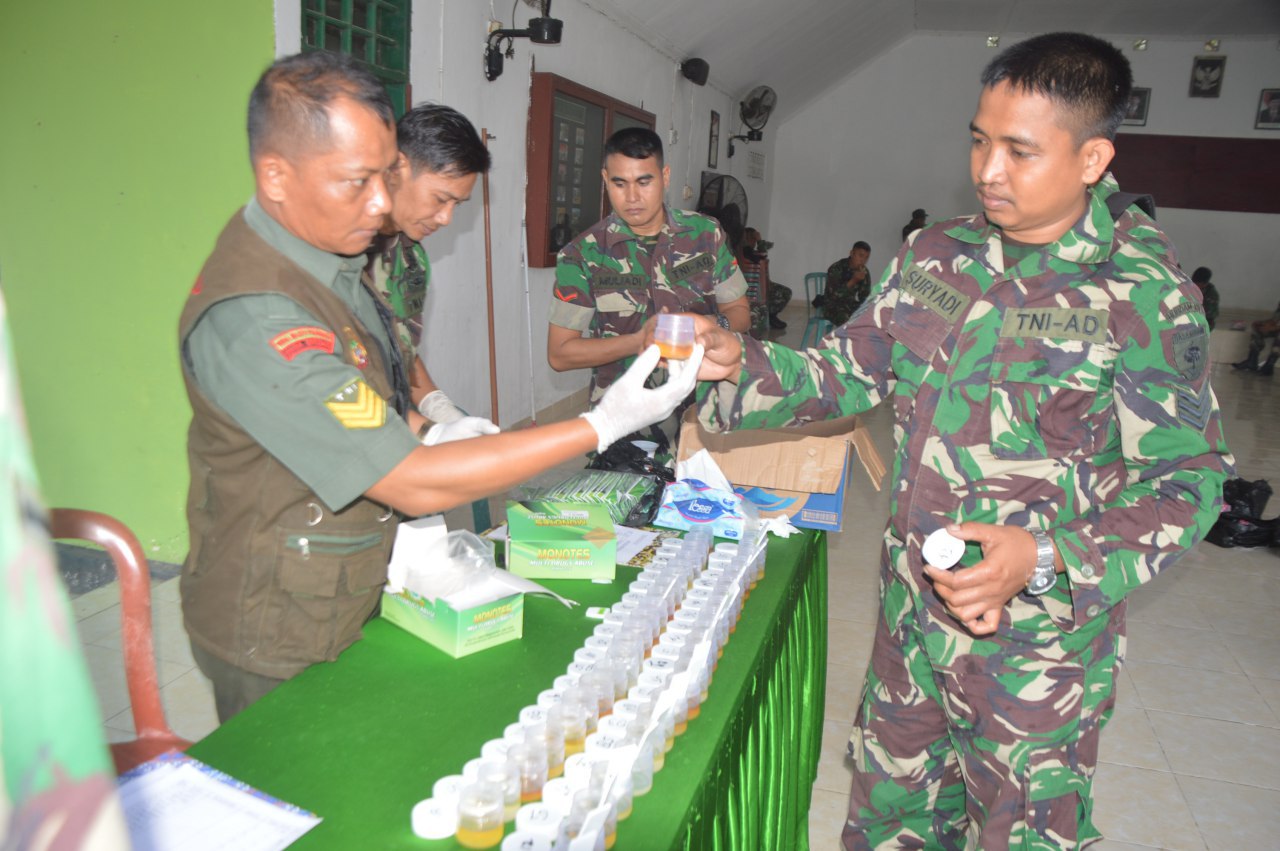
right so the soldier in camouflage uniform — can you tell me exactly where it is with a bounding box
[1232,299,1280,376]
[367,103,498,442]
[682,33,1232,849]
[548,127,750,450]
[824,240,874,326]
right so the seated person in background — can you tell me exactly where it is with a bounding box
[1233,298,1280,376]
[901,207,928,241]
[1189,266,1219,330]
[368,102,498,443]
[738,227,791,331]
[823,240,873,326]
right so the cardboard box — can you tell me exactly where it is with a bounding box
[380,588,524,659]
[505,500,617,581]
[677,409,887,532]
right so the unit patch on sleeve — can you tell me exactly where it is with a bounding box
[324,378,386,429]
[270,326,336,361]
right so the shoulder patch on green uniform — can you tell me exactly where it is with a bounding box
[1000,308,1108,344]
[325,378,386,429]
[900,267,971,324]
[668,253,715,283]
[341,326,369,369]
[1172,326,1209,383]
[1163,300,1203,321]
[270,326,335,361]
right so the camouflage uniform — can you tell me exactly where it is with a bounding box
[1194,280,1219,330]
[550,206,747,403]
[823,257,873,326]
[366,231,431,352]
[698,174,1232,850]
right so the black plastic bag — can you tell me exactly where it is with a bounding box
[1221,478,1271,519]
[1205,512,1279,549]
[586,437,675,527]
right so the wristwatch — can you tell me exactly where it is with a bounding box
[714,312,731,330]
[1025,530,1057,596]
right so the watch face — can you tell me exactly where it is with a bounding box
[1028,568,1056,595]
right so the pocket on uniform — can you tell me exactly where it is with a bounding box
[595,287,648,319]
[1020,747,1093,850]
[990,338,1114,461]
[888,296,954,362]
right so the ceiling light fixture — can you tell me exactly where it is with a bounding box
[986,35,1000,48]
[1203,38,1220,52]
[1133,39,1148,52]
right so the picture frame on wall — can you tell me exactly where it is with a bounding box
[708,110,720,169]
[1257,89,1280,130]
[1122,87,1150,126]
[1188,55,1226,98]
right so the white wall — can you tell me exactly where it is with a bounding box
[277,0,772,424]
[769,32,1280,312]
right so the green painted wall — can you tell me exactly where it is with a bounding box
[1,2,276,561]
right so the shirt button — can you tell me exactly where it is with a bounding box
[1086,604,1101,618]
[1081,563,1096,579]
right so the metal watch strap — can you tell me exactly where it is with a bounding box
[714,312,731,330]
[1025,530,1056,596]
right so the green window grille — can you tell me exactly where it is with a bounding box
[302,0,410,116]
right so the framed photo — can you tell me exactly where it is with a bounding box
[1189,55,1226,99]
[1122,87,1150,126]
[1257,89,1280,130]
[708,110,720,169]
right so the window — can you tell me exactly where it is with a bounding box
[526,73,654,268]
[301,0,410,115]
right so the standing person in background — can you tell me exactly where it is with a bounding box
[674,31,1231,849]
[901,207,928,241]
[368,102,498,445]
[1189,266,1219,330]
[823,240,873,326]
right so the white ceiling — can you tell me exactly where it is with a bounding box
[575,0,1280,120]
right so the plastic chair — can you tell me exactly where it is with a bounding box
[51,508,191,774]
[801,272,833,348]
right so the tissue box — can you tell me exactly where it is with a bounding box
[381,588,524,659]
[506,500,616,581]
[654,478,747,539]
[677,409,887,532]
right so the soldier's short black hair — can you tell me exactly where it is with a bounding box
[852,241,871,252]
[1191,266,1212,283]
[980,32,1132,145]
[247,51,394,164]
[397,103,491,177]
[605,127,664,167]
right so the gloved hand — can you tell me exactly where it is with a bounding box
[420,416,501,446]
[418,390,466,424]
[580,343,704,453]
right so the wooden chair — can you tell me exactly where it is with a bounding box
[51,508,191,773]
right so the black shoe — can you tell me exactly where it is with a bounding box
[769,314,787,330]
[1261,357,1278,377]
[1234,353,1260,371]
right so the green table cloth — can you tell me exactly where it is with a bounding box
[188,529,828,850]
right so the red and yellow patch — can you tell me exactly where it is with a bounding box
[554,286,581,303]
[324,378,385,429]
[270,326,336,361]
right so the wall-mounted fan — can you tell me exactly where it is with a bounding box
[729,85,777,157]
[697,172,749,244]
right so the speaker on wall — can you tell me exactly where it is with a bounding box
[681,58,709,86]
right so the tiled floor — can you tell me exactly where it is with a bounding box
[70,296,1279,849]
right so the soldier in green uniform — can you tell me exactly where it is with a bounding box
[823,240,873,326]
[367,102,498,443]
[673,33,1232,849]
[1189,266,1219,330]
[547,127,750,450]
[180,53,701,721]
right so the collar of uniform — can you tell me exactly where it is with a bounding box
[942,174,1118,268]
[243,197,366,291]
[601,205,689,252]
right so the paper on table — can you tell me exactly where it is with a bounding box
[119,754,319,851]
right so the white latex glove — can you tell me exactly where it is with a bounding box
[421,417,501,446]
[417,389,465,424]
[580,343,704,453]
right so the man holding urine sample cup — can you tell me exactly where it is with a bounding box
[547,127,751,456]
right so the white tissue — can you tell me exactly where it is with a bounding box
[675,448,734,493]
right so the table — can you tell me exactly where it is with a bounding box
[189,529,828,850]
